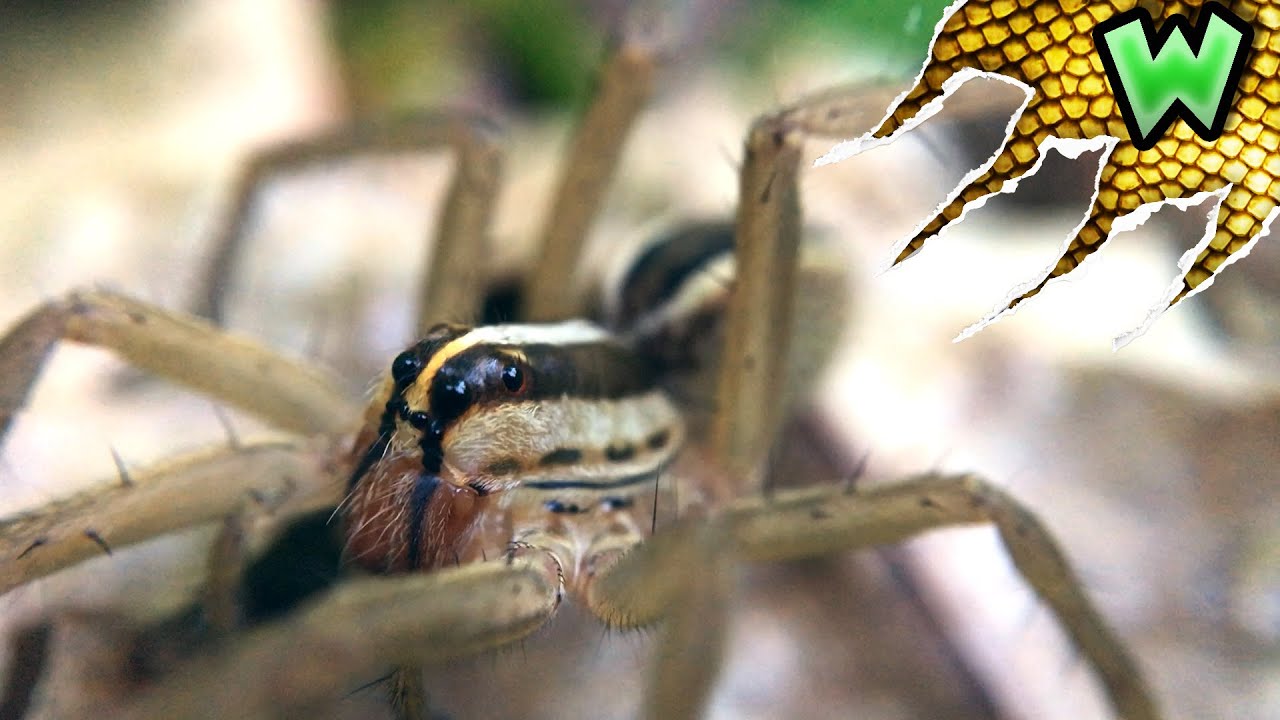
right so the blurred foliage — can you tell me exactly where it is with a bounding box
[721,0,953,70]
[329,0,599,113]
[0,0,149,28]
[328,0,952,114]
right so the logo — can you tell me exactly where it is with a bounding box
[817,0,1276,348]
[1096,2,1253,150]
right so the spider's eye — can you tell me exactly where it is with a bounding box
[391,351,422,386]
[431,376,471,419]
[407,410,430,430]
[501,362,525,393]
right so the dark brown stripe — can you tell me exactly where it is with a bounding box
[604,444,636,462]
[540,448,583,466]
[646,429,671,450]
[485,457,523,475]
[524,469,660,491]
[614,222,735,331]
[406,472,440,569]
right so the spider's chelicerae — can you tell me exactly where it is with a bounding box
[0,11,1161,720]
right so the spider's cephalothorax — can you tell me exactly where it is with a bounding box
[342,319,687,578]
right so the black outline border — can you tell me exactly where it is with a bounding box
[1094,1,1254,151]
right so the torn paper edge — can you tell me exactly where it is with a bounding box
[1113,194,1279,350]
[812,0,1035,276]
[815,66,1035,275]
[810,0,1276,350]
[813,0,967,168]
[953,134,1121,343]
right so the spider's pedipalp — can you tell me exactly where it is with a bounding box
[108,557,563,720]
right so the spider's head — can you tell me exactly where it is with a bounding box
[386,321,667,489]
[342,320,682,572]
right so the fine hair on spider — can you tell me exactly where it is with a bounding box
[0,7,1163,720]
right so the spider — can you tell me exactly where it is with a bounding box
[0,7,1161,720]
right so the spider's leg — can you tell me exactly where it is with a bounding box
[713,110,804,484]
[0,289,358,449]
[583,519,734,720]
[716,78,1032,490]
[522,5,668,321]
[382,536,571,720]
[201,509,250,637]
[0,289,352,593]
[190,112,503,335]
[728,473,1162,720]
[0,439,339,596]
[716,82,963,487]
[108,555,563,719]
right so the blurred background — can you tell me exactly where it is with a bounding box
[0,1,1276,718]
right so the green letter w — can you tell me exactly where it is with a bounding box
[1095,2,1253,150]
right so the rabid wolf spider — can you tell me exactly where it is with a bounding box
[0,11,1160,720]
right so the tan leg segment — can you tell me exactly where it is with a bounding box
[728,474,1161,720]
[585,521,734,720]
[0,439,340,596]
[201,510,250,637]
[711,81,1010,487]
[712,112,803,485]
[522,9,664,321]
[0,290,358,446]
[109,557,562,720]
[191,113,503,334]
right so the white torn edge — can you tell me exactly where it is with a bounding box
[1113,192,1279,350]
[814,68,1035,275]
[813,0,967,168]
[811,0,1034,276]
[809,0,1277,351]
[952,134,1120,343]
